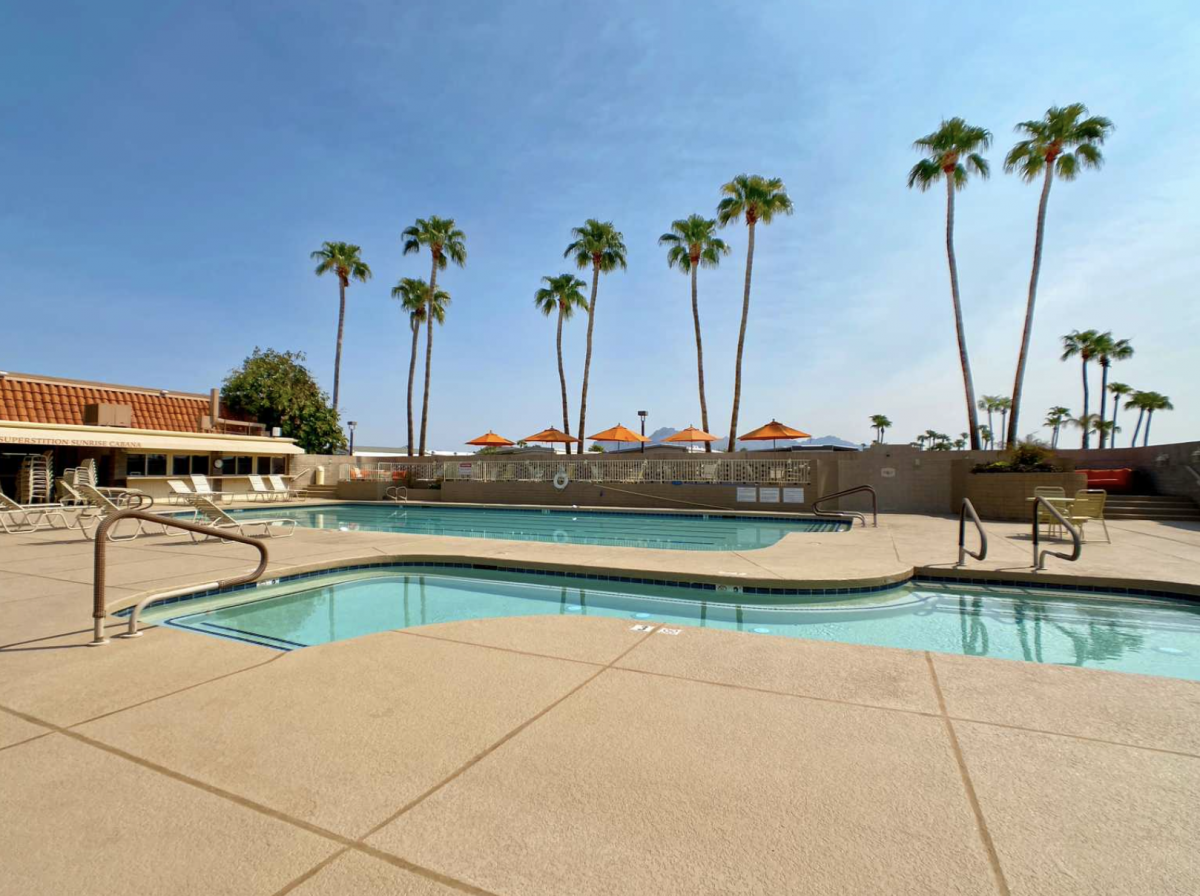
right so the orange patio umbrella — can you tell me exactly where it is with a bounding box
[738,419,812,450]
[465,431,515,448]
[663,425,719,448]
[523,426,582,445]
[587,424,649,450]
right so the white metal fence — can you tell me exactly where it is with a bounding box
[340,458,811,486]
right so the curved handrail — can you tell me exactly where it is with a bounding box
[385,486,408,502]
[957,498,987,565]
[91,510,269,646]
[1031,496,1082,570]
[811,485,877,527]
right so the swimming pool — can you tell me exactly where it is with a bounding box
[227,503,847,550]
[140,566,1200,681]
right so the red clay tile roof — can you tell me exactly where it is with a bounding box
[0,375,213,433]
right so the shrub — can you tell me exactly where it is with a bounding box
[972,440,1060,474]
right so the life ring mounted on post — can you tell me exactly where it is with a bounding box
[553,470,570,491]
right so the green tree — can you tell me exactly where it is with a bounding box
[222,348,346,454]
[977,396,1006,448]
[391,278,449,457]
[995,397,1012,449]
[310,241,372,412]
[1005,104,1115,444]
[1106,384,1133,443]
[716,174,794,447]
[978,425,993,449]
[1139,392,1174,446]
[908,118,991,449]
[1095,335,1133,447]
[534,274,589,455]
[869,414,893,443]
[1061,329,1104,448]
[1044,406,1071,449]
[659,214,731,451]
[564,220,627,448]
[402,217,467,456]
[1126,392,1150,446]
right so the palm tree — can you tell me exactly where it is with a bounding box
[1140,392,1174,446]
[978,425,993,449]
[953,436,967,450]
[1067,412,1101,443]
[1126,392,1149,446]
[1092,420,1120,446]
[402,217,467,456]
[995,397,1012,449]
[564,220,627,450]
[1095,335,1133,447]
[1044,406,1071,448]
[1061,329,1104,448]
[659,215,730,451]
[311,241,372,412]
[977,395,1007,448]
[1107,384,1133,443]
[534,274,589,454]
[908,118,991,450]
[869,414,893,443]
[391,278,449,457]
[716,174,794,447]
[1004,104,1115,445]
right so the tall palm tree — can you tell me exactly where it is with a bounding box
[1092,420,1120,446]
[977,396,1005,448]
[402,217,467,456]
[1067,412,1101,443]
[1140,392,1174,446]
[391,278,449,457]
[1061,329,1106,448]
[564,220,627,450]
[534,274,589,454]
[1044,406,1071,448]
[1107,383,1133,443]
[1004,104,1115,445]
[978,425,993,450]
[869,414,893,443]
[716,175,794,447]
[995,397,1012,449]
[311,241,372,412]
[1126,392,1149,447]
[1095,335,1133,447]
[908,118,991,450]
[659,214,730,452]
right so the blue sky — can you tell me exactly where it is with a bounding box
[2,0,1196,449]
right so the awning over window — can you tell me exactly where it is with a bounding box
[0,422,305,455]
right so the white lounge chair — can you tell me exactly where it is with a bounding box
[183,495,296,539]
[190,474,237,504]
[247,474,281,502]
[0,489,73,534]
[72,484,162,541]
[268,475,300,500]
[166,479,195,505]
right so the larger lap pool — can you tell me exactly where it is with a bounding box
[139,566,1200,681]
[226,503,847,550]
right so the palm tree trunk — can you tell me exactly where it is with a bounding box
[1051,423,1059,449]
[944,180,982,450]
[1144,410,1153,447]
[1111,394,1120,443]
[1098,362,1110,448]
[1131,408,1144,447]
[689,263,712,453]
[728,220,756,449]
[577,262,600,453]
[406,320,419,457]
[986,410,994,448]
[1080,360,1090,449]
[1000,411,1008,448]
[1007,165,1055,446]
[418,258,439,456]
[556,307,571,455]
[332,278,347,412]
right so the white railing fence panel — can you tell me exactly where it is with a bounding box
[340,458,810,486]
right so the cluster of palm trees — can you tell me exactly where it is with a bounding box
[909,103,1115,450]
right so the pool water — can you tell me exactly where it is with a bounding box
[142,567,1200,681]
[227,503,846,550]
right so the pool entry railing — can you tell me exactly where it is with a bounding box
[385,486,408,502]
[1031,497,1082,570]
[811,485,877,527]
[957,498,988,566]
[90,509,269,646]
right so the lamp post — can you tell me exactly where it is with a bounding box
[638,410,648,454]
[347,420,358,456]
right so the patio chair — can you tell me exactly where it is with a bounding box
[1068,489,1111,544]
[183,495,296,539]
[1033,486,1067,537]
[246,475,280,502]
[166,479,195,505]
[268,475,300,500]
[72,484,161,541]
[190,473,237,504]
[0,488,73,534]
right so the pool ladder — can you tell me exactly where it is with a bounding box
[811,485,877,527]
[1031,496,1082,570]
[385,486,408,502]
[956,499,988,566]
[90,509,269,645]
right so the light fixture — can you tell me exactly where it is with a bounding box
[638,410,648,454]
[347,421,358,456]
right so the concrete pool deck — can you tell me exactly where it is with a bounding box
[2,508,1199,894]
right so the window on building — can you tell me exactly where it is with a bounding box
[271,456,286,475]
[256,456,272,475]
[218,456,253,475]
[171,455,210,476]
[126,453,167,477]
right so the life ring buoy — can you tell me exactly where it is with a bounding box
[553,471,570,490]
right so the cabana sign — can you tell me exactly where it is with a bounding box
[0,434,146,448]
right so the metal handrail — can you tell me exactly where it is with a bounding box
[1031,496,1082,570]
[811,485,877,527]
[90,510,269,646]
[957,498,987,565]
[385,486,408,502]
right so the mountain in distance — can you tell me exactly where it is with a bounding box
[645,427,862,451]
